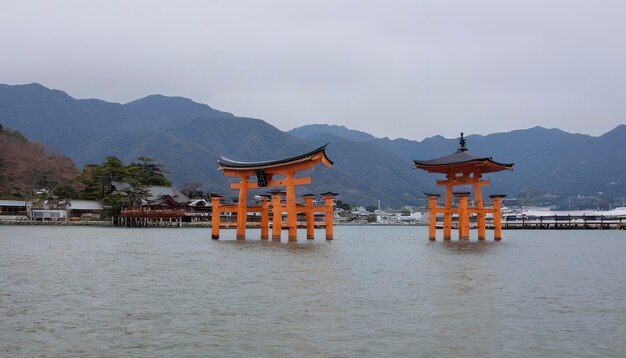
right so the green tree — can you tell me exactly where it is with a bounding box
[77,157,130,200]
[102,192,126,216]
[335,200,352,211]
[54,184,78,199]
[76,165,106,199]
[128,156,170,186]
[101,156,128,179]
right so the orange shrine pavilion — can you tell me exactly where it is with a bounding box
[413,133,514,240]
[213,144,335,241]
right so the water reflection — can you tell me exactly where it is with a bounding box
[215,239,327,254]
[429,240,500,255]
[428,241,500,296]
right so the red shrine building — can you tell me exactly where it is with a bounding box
[413,133,514,240]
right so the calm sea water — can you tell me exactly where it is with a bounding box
[1,225,625,357]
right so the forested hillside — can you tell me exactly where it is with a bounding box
[0,125,77,197]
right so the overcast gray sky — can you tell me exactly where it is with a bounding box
[1,0,625,140]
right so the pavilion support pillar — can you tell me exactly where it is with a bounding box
[443,181,453,240]
[211,196,221,240]
[304,196,315,240]
[260,197,269,240]
[285,173,298,241]
[426,194,439,241]
[493,198,502,240]
[271,193,283,241]
[474,180,486,240]
[324,195,334,240]
[491,195,506,241]
[456,193,470,239]
[236,176,249,240]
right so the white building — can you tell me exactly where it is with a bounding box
[0,200,28,221]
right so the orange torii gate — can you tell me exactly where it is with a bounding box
[413,133,514,240]
[212,144,335,241]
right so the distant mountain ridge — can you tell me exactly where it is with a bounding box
[0,83,233,146]
[1,82,625,206]
[289,124,378,142]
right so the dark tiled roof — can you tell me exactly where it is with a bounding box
[413,149,513,173]
[413,134,514,173]
[111,180,189,203]
[218,143,332,170]
[489,194,508,198]
[144,195,183,207]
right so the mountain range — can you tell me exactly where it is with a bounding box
[1,83,625,206]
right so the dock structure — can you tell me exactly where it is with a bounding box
[503,209,626,230]
[118,195,186,227]
[212,144,335,241]
[414,133,514,240]
[118,209,185,227]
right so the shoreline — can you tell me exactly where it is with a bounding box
[1,221,621,230]
[0,220,425,228]
[0,220,114,226]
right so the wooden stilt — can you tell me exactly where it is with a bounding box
[271,193,282,240]
[236,176,248,240]
[427,194,439,240]
[211,196,221,240]
[324,194,334,240]
[456,193,470,239]
[260,197,269,240]
[474,178,486,240]
[443,181,453,240]
[285,173,297,241]
[491,195,505,240]
[304,195,315,239]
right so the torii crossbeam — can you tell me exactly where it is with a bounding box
[213,144,335,241]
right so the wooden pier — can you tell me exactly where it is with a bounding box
[118,208,185,227]
[502,215,625,230]
[432,214,626,230]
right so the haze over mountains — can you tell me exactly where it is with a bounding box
[1,83,625,206]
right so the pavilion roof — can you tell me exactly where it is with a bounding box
[218,143,333,171]
[144,195,183,207]
[413,133,514,174]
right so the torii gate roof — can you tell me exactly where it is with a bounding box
[413,134,514,174]
[218,143,333,174]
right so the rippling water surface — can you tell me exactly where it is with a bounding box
[1,226,625,357]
